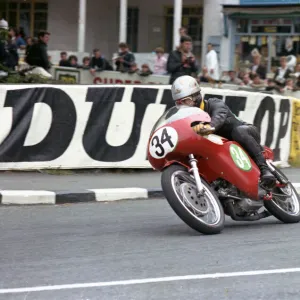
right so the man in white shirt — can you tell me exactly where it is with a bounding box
[274,56,292,87]
[205,43,219,81]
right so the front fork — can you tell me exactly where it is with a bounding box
[188,154,204,195]
[266,160,289,185]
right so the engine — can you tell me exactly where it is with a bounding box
[235,197,264,214]
[214,180,264,216]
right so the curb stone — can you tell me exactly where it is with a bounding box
[0,188,165,205]
[0,185,299,206]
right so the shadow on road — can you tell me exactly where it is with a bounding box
[132,217,291,237]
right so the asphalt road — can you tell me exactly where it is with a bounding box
[1,199,300,299]
[0,167,299,190]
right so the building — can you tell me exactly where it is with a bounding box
[0,0,299,73]
[224,0,300,73]
[0,0,229,66]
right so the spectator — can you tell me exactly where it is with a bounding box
[205,43,220,82]
[69,55,78,68]
[139,63,153,76]
[294,76,300,91]
[227,70,242,85]
[283,37,296,57]
[250,53,266,80]
[250,74,266,90]
[25,36,33,57]
[266,79,277,92]
[220,71,230,83]
[241,73,252,86]
[153,47,167,75]
[240,73,252,86]
[167,35,197,84]
[198,66,210,83]
[238,70,246,81]
[128,62,139,74]
[293,63,300,78]
[59,51,70,67]
[19,27,26,39]
[282,78,295,92]
[25,31,51,71]
[0,18,10,68]
[273,56,292,87]
[115,42,135,72]
[89,48,113,75]
[8,27,26,49]
[176,27,188,51]
[179,27,187,37]
[81,56,90,69]
[6,34,18,69]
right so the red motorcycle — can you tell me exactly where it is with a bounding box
[147,106,300,234]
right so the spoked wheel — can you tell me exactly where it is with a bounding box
[264,166,300,223]
[161,164,225,234]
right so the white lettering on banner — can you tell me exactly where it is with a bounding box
[24,103,52,146]
[0,84,293,169]
[106,102,135,147]
[51,67,170,85]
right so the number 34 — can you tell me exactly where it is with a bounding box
[149,127,178,159]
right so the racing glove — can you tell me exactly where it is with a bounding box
[192,123,214,135]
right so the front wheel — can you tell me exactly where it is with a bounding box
[264,166,300,223]
[161,164,225,234]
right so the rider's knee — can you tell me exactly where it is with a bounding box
[231,125,248,141]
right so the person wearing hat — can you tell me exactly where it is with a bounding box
[0,18,17,70]
[0,19,19,70]
[0,19,9,67]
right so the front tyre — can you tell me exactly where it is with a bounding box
[161,164,225,234]
[264,166,300,223]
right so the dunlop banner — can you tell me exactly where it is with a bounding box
[289,99,300,166]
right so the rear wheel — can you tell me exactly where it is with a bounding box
[264,166,300,223]
[161,164,225,234]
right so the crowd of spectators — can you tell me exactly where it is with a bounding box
[1,17,299,93]
[58,43,154,77]
[0,18,51,72]
[215,53,300,93]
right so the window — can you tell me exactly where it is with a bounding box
[127,7,139,52]
[164,6,203,54]
[34,2,48,37]
[251,25,292,33]
[0,0,48,38]
[295,18,300,33]
[236,19,249,33]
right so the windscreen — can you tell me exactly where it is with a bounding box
[150,106,203,136]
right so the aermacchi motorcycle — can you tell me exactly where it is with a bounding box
[147,106,300,235]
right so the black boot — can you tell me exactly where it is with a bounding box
[259,165,276,188]
[254,153,276,188]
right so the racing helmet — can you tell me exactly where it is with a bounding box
[171,75,203,108]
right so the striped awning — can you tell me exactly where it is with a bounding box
[222,5,300,18]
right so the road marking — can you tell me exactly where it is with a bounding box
[1,268,300,294]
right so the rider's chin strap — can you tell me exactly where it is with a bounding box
[200,100,205,110]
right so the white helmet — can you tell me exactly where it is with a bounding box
[171,75,201,101]
[0,19,8,30]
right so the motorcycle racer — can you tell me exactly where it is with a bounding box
[171,75,276,188]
